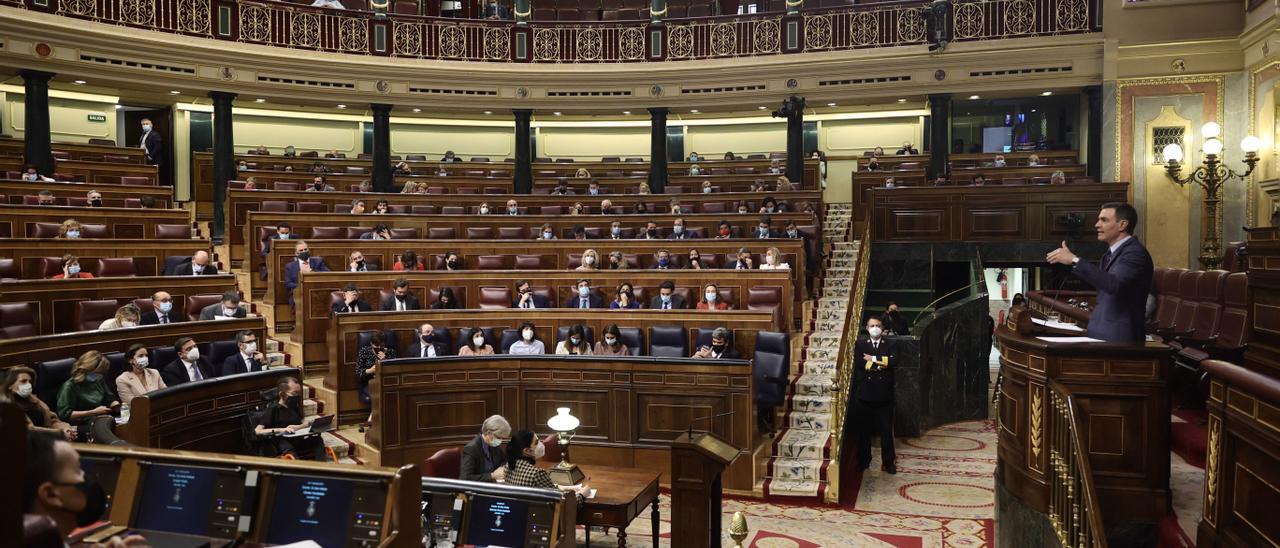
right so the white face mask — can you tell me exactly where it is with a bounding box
[705,292,717,302]
[584,256,595,265]
[473,336,486,346]
[487,435,503,448]
[480,207,489,214]
[868,326,883,338]
[243,342,257,354]
[223,306,237,317]
[142,124,152,132]
[121,320,138,328]
[522,329,534,341]
[605,337,618,346]
[532,441,546,459]
[134,357,149,368]
[703,187,712,193]
[16,382,33,398]
[185,348,200,362]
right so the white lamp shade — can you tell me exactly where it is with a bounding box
[1201,121,1221,138]
[547,407,580,432]
[1162,143,1184,163]
[1241,135,1261,153]
[1203,138,1224,156]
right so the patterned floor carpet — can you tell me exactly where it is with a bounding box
[580,420,998,547]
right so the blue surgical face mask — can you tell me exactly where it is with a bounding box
[543,231,554,239]
[578,286,590,297]
[673,225,684,234]
[611,227,621,236]
[67,264,81,276]
[86,372,102,382]
[658,258,669,267]
[66,230,80,239]
[661,294,671,303]
[158,301,173,313]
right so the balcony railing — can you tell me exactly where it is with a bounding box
[1,0,1097,63]
[1048,382,1108,548]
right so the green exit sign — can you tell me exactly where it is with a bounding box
[86,114,107,123]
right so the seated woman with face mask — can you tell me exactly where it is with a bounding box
[98,304,141,330]
[459,327,495,356]
[254,376,331,461]
[554,324,594,355]
[507,321,545,355]
[6,366,76,440]
[758,246,791,271]
[503,429,590,499]
[593,324,631,356]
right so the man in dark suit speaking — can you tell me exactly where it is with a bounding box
[1046,202,1154,343]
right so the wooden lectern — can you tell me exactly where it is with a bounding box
[670,431,739,548]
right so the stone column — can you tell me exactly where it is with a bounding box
[371,104,393,192]
[20,70,55,176]
[928,93,951,180]
[513,109,533,194]
[1084,85,1102,180]
[648,107,669,193]
[210,91,237,244]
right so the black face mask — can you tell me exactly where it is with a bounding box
[287,394,302,408]
[396,294,407,301]
[712,344,726,354]
[356,259,365,267]
[447,260,459,269]
[422,333,433,342]
[313,183,324,190]
[59,481,108,526]
[298,251,311,261]
[647,229,658,237]
[90,199,102,207]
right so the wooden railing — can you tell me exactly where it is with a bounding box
[1,0,1099,63]
[828,220,871,503]
[1048,382,1108,548]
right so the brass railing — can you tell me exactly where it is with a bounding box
[2,0,1099,63]
[827,221,871,502]
[1048,382,1108,548]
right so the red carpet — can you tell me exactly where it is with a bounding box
[1157,513,1195,548]
[1171,409,1207,469]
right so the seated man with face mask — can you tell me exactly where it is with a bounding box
[254,376,331,461]
[24,433,135,547]
[461,415,511,482]
[692,327,740,359]
[200,291,248,321]
[409,323,450,358]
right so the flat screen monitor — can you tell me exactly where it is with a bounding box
[131,463,244,538]
[462,495,532,548]
[423,490,464,547]
[80,455,120,522]
[262,473,387,548]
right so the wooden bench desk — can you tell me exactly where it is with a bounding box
[0,238,213,280]
[0,137,148,164]
[0,180,173,208]
[0,317,265,370]
[0,205,193,239]
[0,275,238,335]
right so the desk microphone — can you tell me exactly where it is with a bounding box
[686,411,735,438]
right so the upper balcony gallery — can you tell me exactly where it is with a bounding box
[0,0,1098,63]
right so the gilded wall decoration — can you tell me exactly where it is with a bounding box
[851,12,877,46]
[239,5,272,43]
[953,2,984,40]
[804,14,831,50]
[1004,0,1035,35]
[667,25,693,59]
[752,19,779,54]
[119,0,155,26]
[290,12,321,48]
[393,22,421,56]
[710,23,736,57]
[618,27,644,60]
[484,26,509,60]
[575,28,602,61]
[438,25,466,58]
[1055,0,1089,32]
[533,28,560,61]
[338,17,367,52]
[896,7,925,43]
[58,0,96,18]
[176,0,210,34]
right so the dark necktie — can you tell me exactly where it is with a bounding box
[248,357,259,372]
[1101,250,1114,271]
[580,298,588,308]
[160,314,168,324]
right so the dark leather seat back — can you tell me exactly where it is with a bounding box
[424,448,462,478]
[34,357,76,409]
[93,257,137,278]
[1216,272,1251,350]
[80,224,110,238]
[499,329,523,353]
[498,227,526,240]
[1156,268,1186,330]
[478,286,513,308]
[391,228,420,239]
[619,327,643,355]
[428,227,457,239]
[0,302,39,338]
[155,224,190,239]
[261,200,291,211]
[515,255,545,270]
[647,325,687,357]
[310,226,345,239]
[296,201,327,213]
[1170,270,1203,334]
[411,205,436,215]
[1222,241,1246,272]
[29,222,62,238]
[24,513,63,548]
[208,340,240,372]
[467,227,495,239]
[754,331,790,406]
[75,299,119,331]
[1190,270,1229,340]
[477,256,509,269]
[346,227,373,239]
[0,257,16,282]
[163,255,189,275]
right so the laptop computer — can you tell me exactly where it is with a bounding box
[280,414,334,437]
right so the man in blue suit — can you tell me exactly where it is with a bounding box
[563,279,605,309]
[283,240,331,306]
[221,330,267,376]
[1046,202,1153,343]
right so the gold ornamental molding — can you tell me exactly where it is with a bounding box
[1030,385,1044,464]
[1203,414,1222,527]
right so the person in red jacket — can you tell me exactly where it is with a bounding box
[50,255,95,280]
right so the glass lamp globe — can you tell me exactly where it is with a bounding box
[1162,143,1184,163]
[1241,135,1261,154]
[1203,138,1224,156]
[1201,122,1221,139]
[547,407,579,432]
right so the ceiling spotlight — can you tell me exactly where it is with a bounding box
[73,80,86,85]
[968,95,980,100]
[758,106,767,110]
[336,104,347,109]
[897,98,907,103]
[412,108,421,113]
[254,98,266,103]
[1041,91,1053,96]
[690,109,699,114]
[484,111,492,115]
[553,112,562,116]
[623,111,631,115]
[827,102,837,107]
[1031,109,1037,113]
[169,90,181,95]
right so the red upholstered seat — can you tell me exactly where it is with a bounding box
[1213,272,1251,352]
[411,205,436,214]
[155,224,190,239]
[1186,271,1229,343]
[476,255,509,269]
[93,258,137,278]
[515,255,545,270]
[184,294,224,322]
[119,176,151,185]
[309,226,345,239]
[28,223,62,238]
[261,200,291,212]
[1166,271,1203,337]
[296,202,327,213]
[391,228,421,239]
[75,299,119,331]
[0,258,18,282]
[1155,268,1186,331]
[424,448,462,478]
[80,224,110,238]
[441,206,466,215]
[428,286,468,309]
[273,182,299,191]
[467,227,495,239]
[497,227,525,240]
[478,286,513,309]
[428,227,457,239]
[0,302,39,338]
